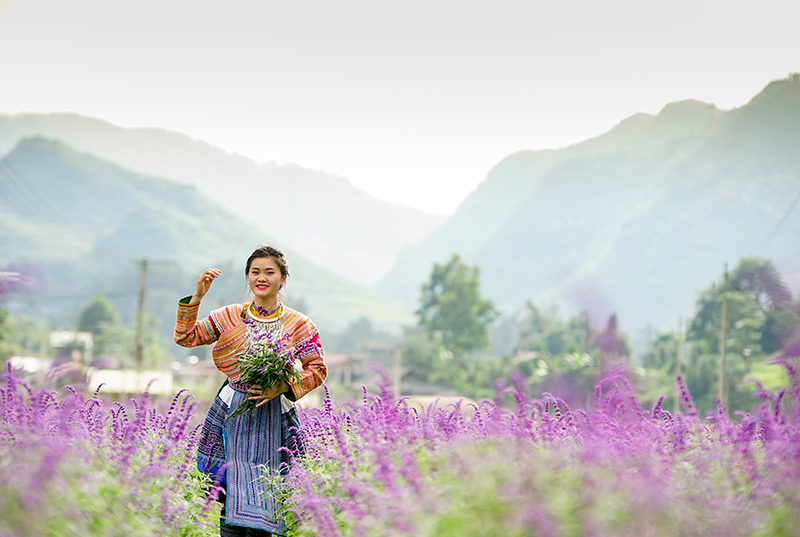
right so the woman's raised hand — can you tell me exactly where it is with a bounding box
[191,268,221,304]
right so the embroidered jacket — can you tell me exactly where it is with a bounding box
[174,297,326,401]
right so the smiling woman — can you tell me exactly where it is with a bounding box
[174,245,327,537]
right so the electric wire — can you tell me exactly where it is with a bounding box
[0,154,165,262]
[756,185,800,255]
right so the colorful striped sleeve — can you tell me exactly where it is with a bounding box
[174,296,220,348]
[284,318,327,402]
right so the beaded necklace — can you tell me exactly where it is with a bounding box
[243,301,285,348]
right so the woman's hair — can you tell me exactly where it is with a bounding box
[245,245,290,280]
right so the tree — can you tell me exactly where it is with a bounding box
[77,295,119,335]
[687,258,800,358]
[728,258,800,355]
[417,254,497,357]
[643,332,681,372]
[514,303,597,358]
[688,289,765,358]
[402,330,448,380]
[330,317,375,354]
[729,258,792,310]
[685,258,800,412]
[762,307,800,355]
[0,314,50,360]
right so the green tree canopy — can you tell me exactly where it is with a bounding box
[416,254,497,357]
[330,316,374,354]
[514,303,597,358]
[729,258,792,310]
[682,258,800,412]
[688,289,765,357]
[688,258,799,357]
[643,331,681,372]
[77,295,119,335]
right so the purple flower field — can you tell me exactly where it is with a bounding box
[0,363,216,537]
[284,362,800,537]
[3,359,800,537]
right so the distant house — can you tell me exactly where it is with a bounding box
[324,352,355,386]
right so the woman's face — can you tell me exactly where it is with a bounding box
[248,257,286,306]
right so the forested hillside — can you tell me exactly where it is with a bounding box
[0,114,446,284]
[379,75,800,335]
[0,138,411,336]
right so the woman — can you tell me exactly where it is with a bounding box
[175,245,326,536]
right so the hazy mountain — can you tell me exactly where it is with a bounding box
[0,138,412,336]
[0,114,447,285]
[379,75,800,336]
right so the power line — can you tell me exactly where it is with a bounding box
[0,157,157,263]
[757,185,800,255]
[0,167,58,223]
[2,290,140,303]
[0,159,65,223]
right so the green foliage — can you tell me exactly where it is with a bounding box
[327,317,375,354]
[417,254,496,357]
[402,330,448,381]
[653,257,800,414]
[515,304,597,358]
[0,306,9,359]
[77,295,120,335]
[404,329,513,401]
[438,355,515,401]
[406,256,511,400]
[0,313,50,360]
[405,254,799,414]
[741,361,791,395]
[644,331,681,371]
[92,321,134,360]
[762,308,800,354]
[90,314,172,369]
[140,315,173,369]
[728,258,792,310]
[689,290,765,357]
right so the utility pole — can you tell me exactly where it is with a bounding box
[135,258,148,372]
[719,264,729,404]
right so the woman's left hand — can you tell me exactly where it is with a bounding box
[248,382,289,407]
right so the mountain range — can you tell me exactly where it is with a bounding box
[0,138,412,337]
[378,74,800,337]
[3,74,799,349]
[0,114,446,286]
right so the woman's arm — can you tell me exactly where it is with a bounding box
[173,297,222,348]
[173,269,223,348]
[284,332,327,402]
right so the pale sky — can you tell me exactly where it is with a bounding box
[0,0,798,215]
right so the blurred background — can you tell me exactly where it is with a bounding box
[1,0,799,413]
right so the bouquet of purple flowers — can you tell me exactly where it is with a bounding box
[227,332,303,420]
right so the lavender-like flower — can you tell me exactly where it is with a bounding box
[0,362,216,535]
